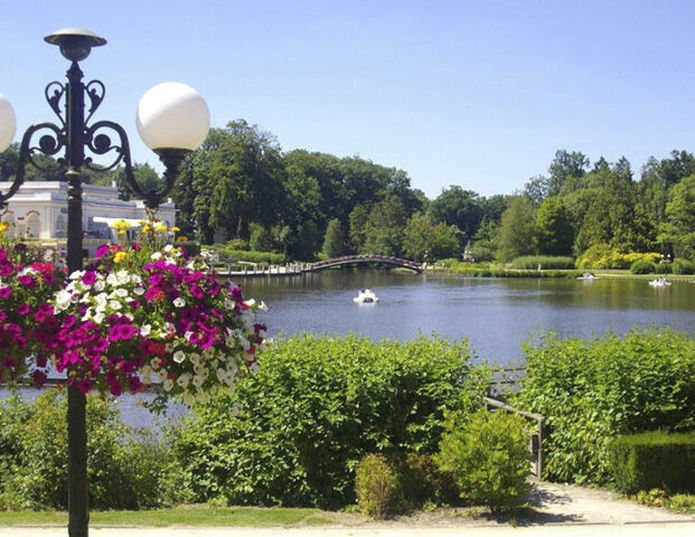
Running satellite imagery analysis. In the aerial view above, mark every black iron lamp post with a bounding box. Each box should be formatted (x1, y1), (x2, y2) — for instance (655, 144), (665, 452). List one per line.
(0, 28), (210, 537)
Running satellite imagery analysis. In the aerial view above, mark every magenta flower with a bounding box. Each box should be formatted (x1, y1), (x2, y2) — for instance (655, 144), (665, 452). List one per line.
(81, 271), (97, 286)
(95, 244), (110, 258)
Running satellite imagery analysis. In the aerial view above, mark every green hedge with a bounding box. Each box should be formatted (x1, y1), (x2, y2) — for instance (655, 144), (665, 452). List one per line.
(510, 256), (575, 270)
(172, 334), (481, 508)
(215, 248), (285, 265)
(516, 328), (695, 485)
(607, 431), (695, 494)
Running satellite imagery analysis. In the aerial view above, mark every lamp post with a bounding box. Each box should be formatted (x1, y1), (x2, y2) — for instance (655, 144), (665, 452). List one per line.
(0, 28), (210, 537)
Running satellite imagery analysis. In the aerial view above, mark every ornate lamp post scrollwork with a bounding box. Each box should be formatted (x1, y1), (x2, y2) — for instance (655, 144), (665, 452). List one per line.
(0, 28), (210, 537)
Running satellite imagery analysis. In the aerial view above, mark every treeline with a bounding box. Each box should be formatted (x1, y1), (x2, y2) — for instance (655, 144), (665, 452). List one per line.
(3, 120), (695, 264)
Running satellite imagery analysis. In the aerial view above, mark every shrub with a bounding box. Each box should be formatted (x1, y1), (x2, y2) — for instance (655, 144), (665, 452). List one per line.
(354, 454), (400, 518)
(672, 258), (695, 275)
(577, 245), (661, 270)
(0, 389), (184, 510)
(510, 256), (575, 270)
(607, 431), (695, 494)
(397, 452), (458, 507)
(435, 408), (531, 512)
(517, 329), (695, 485)
(654, 262), (672, 274)
(630, 260), (655, 274)
(215, 248), (285, 265)
(172, 334), (481, 508)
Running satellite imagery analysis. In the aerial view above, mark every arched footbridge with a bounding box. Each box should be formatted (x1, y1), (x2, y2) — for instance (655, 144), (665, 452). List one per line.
(311, 254), (423, 273)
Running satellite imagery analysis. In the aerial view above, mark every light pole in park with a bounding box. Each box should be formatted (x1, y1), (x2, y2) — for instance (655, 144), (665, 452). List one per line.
(0, 28), (210, 537)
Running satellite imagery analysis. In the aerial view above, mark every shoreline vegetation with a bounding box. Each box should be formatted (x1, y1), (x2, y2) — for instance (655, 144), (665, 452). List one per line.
(1, 331), (693, 522)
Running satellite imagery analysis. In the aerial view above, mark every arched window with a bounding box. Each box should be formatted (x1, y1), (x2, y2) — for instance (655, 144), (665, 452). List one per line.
(26, 213), (40, 239)
(55, 215), (66, 238)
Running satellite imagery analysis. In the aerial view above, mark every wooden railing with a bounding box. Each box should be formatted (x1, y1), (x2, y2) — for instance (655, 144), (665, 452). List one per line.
(483, 396), (545, 480)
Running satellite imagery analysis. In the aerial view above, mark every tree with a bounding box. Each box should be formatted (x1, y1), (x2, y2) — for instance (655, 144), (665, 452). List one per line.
(322, 218), (346, 258)
(536, 197), (574, 256)
(661, 174), (695, 259)
(189, 120), (285, 243)
(429, 186), (483, 241)
(576, 173), (654, 254)
(547, 150), (589, 196)
(522, 175), (551, 206)
(495, 196), (537, 262)
(402, 212), (461, 262)
(362, 195), (407, 256)
(348, 204), (369, 253)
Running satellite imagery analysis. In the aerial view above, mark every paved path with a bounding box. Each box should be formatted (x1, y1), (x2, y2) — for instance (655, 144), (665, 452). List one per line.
(1, 482), (693, 537)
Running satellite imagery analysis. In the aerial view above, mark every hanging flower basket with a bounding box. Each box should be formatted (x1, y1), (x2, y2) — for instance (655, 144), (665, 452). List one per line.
(0, 236), (267, 408)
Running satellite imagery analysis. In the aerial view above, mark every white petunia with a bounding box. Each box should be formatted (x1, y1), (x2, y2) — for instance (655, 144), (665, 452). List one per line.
(54, 289), (73, 311)
(93, 279), (105, 292)
(173, 297), (186, 308)
(108, 300), (122, 311)
(140, 324), (152, 337)
(173, 350), (186, 363)
(163, 379), (174, 392)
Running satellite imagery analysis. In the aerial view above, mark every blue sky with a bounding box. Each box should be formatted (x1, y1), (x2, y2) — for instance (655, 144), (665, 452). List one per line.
(1, 0), (694, 199)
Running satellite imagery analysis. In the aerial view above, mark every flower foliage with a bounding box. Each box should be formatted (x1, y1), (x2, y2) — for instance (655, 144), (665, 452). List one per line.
(0, 238), (266, 408)
(0, 243), (63, 387)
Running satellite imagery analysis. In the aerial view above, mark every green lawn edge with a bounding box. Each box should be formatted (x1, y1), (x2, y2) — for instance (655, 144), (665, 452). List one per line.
(0, 505), (360, 528)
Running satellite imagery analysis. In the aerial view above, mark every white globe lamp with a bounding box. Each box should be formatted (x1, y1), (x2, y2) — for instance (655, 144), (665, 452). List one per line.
(136, 82), (210, 152)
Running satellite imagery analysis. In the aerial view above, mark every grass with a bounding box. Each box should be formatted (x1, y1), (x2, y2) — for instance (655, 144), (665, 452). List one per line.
(0, 505), (359, 528)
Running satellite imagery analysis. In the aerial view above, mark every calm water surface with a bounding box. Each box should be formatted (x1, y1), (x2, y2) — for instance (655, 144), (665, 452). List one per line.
(4, 270), (693, 425)
(240, 270), (695, 366)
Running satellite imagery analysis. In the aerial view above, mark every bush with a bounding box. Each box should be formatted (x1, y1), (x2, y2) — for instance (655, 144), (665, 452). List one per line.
(0, 389), (184, 510)
(607, 431), (695, 494)
(672, 258), (695, 275)
(226, 249), (285, 265)
(630, 260), (655, 274)
(510, 256), (575, 270)
(397, 453), (458, 507)
(654, 262), (672, 274)
(577, 245), (661, 270)
(517, 329), (695, 485)
(172, 334), (481, 508)
(435, 408), (531, 512)
(354, 454), (400, 518)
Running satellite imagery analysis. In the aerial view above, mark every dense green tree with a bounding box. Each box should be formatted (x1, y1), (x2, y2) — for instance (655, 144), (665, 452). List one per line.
(576, 173), (654, 254)
(660, 174), (695, 259)
(322, 218), (346, 258)
(362, 195), (407, 256)
(495, 196), (537, 262)
(348, 204), (369, 253)
(479, 194), (509, 224)
(470, 218), (498, 262)
(547, 150), (589, 196)
(190, 120), (286, 243)
(402, 212), (461, 262)
(429, 186), (482, 241)
(536, 197), (574, 256)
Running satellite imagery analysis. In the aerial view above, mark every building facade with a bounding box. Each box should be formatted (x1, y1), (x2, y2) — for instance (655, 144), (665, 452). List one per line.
(0, 181), (176, 257)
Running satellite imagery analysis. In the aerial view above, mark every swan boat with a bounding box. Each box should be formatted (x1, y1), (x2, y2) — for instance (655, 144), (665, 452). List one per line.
(353, 288), (379, 303)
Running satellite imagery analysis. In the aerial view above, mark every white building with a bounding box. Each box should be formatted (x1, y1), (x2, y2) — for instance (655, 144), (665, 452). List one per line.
(0, 181), (176, 257)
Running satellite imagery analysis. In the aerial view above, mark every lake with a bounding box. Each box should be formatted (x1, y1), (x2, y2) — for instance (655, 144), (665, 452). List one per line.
(3, 269), (693, 425)
(239, 270), (695, 367)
